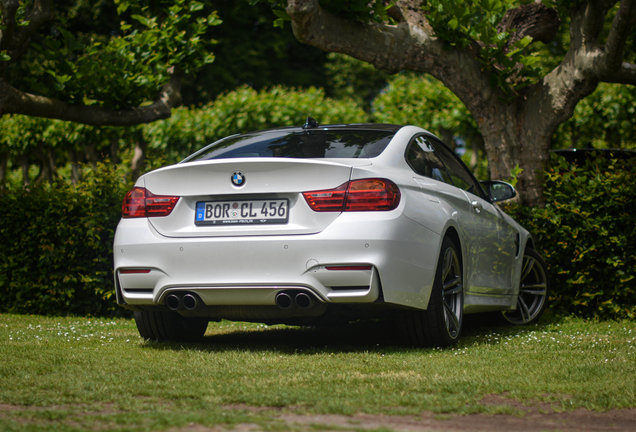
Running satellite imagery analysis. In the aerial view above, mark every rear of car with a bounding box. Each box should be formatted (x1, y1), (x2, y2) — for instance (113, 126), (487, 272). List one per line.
(113, 125), (439, 328)
(114, 122), (549, 346)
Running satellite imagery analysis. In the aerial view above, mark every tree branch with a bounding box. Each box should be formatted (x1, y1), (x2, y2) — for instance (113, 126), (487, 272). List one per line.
(0, 0), (19, 51)
(9, 0), (53, 51)
(582, 0), (610, 46)
(601, 61), (636, 84)
(599, 0), (636, 76)
(285, 0), (501, 133)
(497, 3), (560, 46)
(0, 73), (183, 126)
(286, 0), (442, 75)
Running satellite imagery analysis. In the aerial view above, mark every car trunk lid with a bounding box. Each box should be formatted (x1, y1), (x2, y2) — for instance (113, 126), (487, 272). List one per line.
(143, 158), (369, 238)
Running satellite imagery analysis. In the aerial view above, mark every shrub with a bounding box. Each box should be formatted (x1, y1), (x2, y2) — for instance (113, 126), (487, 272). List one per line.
(142, 85), (368, 164)
(0, 165), (130, 316)
(507, 154), (636, 319)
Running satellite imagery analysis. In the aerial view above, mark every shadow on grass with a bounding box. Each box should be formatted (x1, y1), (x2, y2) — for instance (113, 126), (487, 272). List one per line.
(140, 311), (554, 354)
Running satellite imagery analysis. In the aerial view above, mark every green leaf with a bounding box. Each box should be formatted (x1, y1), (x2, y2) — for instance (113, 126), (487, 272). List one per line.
(189, 2), (204, 12)
(272, 9), (290, 28)
(131, 14), (151, 28)
(514, 36), (533, 49)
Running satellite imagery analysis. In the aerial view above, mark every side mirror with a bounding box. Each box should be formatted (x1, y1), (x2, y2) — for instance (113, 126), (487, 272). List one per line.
(480, 180), (517, 202)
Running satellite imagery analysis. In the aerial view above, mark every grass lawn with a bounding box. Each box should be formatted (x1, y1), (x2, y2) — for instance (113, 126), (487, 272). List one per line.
(0, 312), (634, 431)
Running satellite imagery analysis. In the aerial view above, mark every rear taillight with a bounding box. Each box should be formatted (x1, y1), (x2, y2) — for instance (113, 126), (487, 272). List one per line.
(302, 182), (348, 212)
(303, 178), (400, 212)
(122, 187), (180, 218)
(345, 179), (401, 211)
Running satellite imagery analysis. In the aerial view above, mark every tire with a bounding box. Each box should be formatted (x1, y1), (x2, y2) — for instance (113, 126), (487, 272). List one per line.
(403, 236), (464, 347)
(502, 248), (550, 325)
(134, 310), (208, 342)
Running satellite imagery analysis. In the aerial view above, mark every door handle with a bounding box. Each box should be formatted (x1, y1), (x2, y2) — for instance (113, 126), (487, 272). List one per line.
(471, 200), (482, 214)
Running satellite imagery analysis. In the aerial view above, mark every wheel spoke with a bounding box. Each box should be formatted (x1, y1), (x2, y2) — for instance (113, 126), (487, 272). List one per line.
(443, 300), (460, 334)
(518, 296), (531, 323)
(442, 249), (453, 279)
(521, 257), (536, 281)
(521, 282), (547, 296)
(444, 276), (462, 293)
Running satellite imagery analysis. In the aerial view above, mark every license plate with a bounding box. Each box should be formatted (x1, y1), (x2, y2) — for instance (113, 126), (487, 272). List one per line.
(195, 199), (289, 225)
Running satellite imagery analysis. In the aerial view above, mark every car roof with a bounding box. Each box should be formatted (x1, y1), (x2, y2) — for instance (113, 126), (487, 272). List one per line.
(238, 123), (404, 135)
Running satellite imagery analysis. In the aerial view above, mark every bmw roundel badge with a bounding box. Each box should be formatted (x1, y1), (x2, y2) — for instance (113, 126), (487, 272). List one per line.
(231, 171), (245, 187)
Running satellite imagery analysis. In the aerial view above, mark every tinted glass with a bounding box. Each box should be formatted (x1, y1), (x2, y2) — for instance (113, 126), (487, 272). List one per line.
(427, 137), (484, 198)
(186, 130), (395, 161)
(406, 136), (452, 183)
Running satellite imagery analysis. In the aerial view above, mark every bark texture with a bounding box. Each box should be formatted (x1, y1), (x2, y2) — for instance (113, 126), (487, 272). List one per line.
(286, 0), (636, 206)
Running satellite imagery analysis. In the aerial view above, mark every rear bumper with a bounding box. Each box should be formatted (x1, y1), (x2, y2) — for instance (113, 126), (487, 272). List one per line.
(113, 212), (440, 314)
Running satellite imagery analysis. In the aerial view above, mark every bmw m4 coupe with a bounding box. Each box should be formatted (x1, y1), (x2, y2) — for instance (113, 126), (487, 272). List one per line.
(113, 119), (549, 346)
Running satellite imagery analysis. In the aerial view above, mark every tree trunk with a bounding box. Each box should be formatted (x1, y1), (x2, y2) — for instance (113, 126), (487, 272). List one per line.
(110, 135), (120, 164)
(85, 143), (99, 169)
(32, 146), (56, 184)
(47, 148), (57, 183)
(0, 152), (8, 191)
(20, 154), (30, 185)
(69, 149), (83, 184)
(130, 137), (148, 182)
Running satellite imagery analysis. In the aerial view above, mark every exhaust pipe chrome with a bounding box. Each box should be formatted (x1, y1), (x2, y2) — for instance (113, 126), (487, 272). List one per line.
(182, 293), (199, 310)
(166, 294), (181, 311)
(295, 292), (315, 309)
(275, 292), (293, 309)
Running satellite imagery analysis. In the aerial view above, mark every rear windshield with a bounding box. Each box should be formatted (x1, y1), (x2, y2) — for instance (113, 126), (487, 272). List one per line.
(184, 129), (396, 162)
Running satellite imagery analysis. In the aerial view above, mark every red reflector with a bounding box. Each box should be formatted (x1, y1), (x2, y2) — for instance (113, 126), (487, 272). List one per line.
(119, 269), (151, 274)
(303, 179), (400, 212)
(325, 266), (373, 271)
(122, 187), (179, 218)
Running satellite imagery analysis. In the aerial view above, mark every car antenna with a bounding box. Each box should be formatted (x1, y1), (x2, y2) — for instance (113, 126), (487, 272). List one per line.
(302, 117), (319, 129)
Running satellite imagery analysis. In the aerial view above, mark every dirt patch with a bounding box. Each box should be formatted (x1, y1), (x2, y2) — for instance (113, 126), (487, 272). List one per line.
(2, 402), (635, 431)
(217, 399), (636, 432)
(276, 409), (636, 432)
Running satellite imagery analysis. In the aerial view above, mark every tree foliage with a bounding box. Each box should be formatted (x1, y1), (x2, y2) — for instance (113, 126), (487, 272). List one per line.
(0, 85), (366, 186)
(324, 52), (389, 111)
(424, 0), (541, 96)
(552, 82), (636, 150)
(0, 0), (220, 125)
(277, 0), (636, 206)
(372, 74), (478, 143)
(183, 0), (331, 105)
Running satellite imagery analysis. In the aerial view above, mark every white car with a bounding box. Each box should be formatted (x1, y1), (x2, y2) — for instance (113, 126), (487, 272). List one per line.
(113, 119), (549, 346)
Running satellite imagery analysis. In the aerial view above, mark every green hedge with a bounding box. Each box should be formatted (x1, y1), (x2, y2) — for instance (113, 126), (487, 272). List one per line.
(143, 85), (368, 164)
(0, 165), (129, 316)
(507, 154), (636, 320)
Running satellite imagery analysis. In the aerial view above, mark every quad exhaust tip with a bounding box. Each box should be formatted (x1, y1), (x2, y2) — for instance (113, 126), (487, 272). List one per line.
(166, 294), (181, 311)
(182, 294), (199, 310)
(295, 292), (315, 309)
(165, 292), (202, 311)
(275, 292), (293, 309)
(275, 291), (316, 309)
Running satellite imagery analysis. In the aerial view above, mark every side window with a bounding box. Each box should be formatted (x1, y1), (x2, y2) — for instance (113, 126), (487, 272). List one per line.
(427, 137), (484, 198)
(406, 136), (452, 184)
